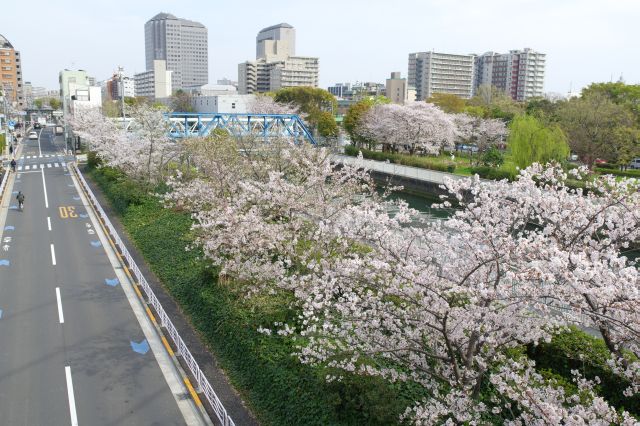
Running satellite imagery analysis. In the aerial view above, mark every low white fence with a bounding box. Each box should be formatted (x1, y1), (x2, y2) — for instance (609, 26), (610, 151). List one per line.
(333, 154), (468, 185)
(73, 164), (235, 426)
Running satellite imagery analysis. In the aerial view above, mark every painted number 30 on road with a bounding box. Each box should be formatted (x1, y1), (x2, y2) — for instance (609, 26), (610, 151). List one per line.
(59, 206), (78, 219)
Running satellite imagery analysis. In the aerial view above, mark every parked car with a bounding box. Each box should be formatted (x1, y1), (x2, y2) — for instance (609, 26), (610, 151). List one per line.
(594, 158), (608, 165)
(28, 131), (38, 140)
(629, 158), (640, 170)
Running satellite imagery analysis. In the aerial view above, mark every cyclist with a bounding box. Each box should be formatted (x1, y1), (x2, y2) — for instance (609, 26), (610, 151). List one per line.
(10, 158), (16, 172)
(16, 191), (24, 210)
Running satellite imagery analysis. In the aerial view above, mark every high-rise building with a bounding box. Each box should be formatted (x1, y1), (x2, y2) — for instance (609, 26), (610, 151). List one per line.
(0, 34), (24, 108)
(144, 12), (208, 91)
(386, 72), (411, 104)
(134, 60), (173, 99)
(256, 23), (296, 61)
(238, 23), (319, 94)
(474, 48), (545, 101)
(408, 51), (475, 100)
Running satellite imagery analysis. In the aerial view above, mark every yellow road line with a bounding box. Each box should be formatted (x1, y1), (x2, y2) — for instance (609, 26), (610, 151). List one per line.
(161, 336), (175, 357)
(134, 285), (143, 299)
(184, 378), (203, 407)
(145, 306), (157, 324)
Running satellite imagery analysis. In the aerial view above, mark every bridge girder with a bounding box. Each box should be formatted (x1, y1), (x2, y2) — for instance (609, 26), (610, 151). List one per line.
(165, 112), (316, 144)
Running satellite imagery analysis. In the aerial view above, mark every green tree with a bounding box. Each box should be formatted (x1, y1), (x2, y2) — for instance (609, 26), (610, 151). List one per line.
(481, 146), (505, 168)
(468, 84), (524, 121)
(525, 97), (561, 124)
(557, 93), (637, 167)
(581, 82), (640, 121)
(170, 89), (194, 112)
(343, 96), (390, 148)
(34, 98), (43, 109)
(124, 96), (148, 107)
(274, 87), (338, 136)
(102, 99), (120, 118)
(427, 93), (466, 113)
(508, 115), (570, 169)
(315, 110), (339, 137)
(48, 97), (61, 110)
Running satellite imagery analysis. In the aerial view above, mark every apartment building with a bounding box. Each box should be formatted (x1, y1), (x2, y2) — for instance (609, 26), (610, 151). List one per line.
(0, 34), (24, 108)
(134, 60), (172, 99)
(408, 51), (475, 100)
(474, 48), (545, 101)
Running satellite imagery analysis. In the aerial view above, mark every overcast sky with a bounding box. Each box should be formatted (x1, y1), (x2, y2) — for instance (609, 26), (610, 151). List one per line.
(3, 0), (638, 94)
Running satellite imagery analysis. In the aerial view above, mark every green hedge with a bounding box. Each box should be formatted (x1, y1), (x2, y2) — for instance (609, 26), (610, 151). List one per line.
(344, 145), (454, 173)
(469, 165), (517, 181)
(527, 327), (639, 415)
(595, 167), (640, 178)
(88, 166), (419, 426)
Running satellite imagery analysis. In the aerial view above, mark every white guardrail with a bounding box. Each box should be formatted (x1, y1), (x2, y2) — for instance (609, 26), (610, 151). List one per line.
(0, 169), (9, 201)
(73, 164), (235, 426)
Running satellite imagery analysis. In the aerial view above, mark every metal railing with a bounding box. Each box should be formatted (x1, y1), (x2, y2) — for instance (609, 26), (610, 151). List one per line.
(72, 164), (235, 426)
(0, 169), (9, 201)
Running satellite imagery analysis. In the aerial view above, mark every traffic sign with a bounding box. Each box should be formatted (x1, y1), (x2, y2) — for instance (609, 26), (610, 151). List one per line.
(8, 120), (15, 126)
(52, 111), (63, 117)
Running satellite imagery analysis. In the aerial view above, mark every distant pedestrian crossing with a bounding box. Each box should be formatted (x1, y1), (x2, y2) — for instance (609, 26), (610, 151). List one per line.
(22, 154), (63, 159)
(17, 162), (66, 171)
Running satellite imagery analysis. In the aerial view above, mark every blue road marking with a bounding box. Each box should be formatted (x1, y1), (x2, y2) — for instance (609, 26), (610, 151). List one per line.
(9, 205), (17, 210)
(68, 184), (74, 187)
(73, 196), (80, 201)
(0, 260), (10, 266)
(4, 226), (14, 231)
(12, 191), (17, 195)
(0, 309), (2, 319)
(79, 214), (88, 218)
(105, 278), (120, 287)
(90, 240), (102, 247)
(130, 339), (150, 355)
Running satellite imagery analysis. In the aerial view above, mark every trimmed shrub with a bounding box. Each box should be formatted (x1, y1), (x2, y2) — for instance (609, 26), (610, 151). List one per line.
(527, 327), (640, 415)
(595, 167), (640, 178)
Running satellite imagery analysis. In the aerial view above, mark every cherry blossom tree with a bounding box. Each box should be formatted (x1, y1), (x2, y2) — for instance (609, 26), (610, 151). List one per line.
(358, 103), (457, 155)
(164, 128), (638, 423)
(248, 94), (300, 115)
(164, 134), (377, 288)
(69, 104), (179, 185)
(453, 113), (508, 151)
(286, 165), (639, 423)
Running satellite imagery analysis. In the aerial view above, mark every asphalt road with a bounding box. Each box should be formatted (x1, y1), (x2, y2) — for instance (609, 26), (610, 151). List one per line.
(0, 128), (204, 425)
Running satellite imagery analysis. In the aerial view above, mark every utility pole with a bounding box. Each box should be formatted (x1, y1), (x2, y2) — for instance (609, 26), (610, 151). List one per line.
(118, 66), (127, 129)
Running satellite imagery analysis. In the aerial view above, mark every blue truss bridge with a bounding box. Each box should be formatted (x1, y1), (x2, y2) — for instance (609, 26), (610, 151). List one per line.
(166, 112), (316, 144)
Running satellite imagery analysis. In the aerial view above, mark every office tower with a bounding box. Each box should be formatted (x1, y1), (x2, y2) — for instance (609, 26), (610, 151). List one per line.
(408, 51), (475, 100)
(256, 23), (296, 61)
(238, 23), (319, 94)
(145, 12), (208, 91)
(0, 34), (24, 108)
